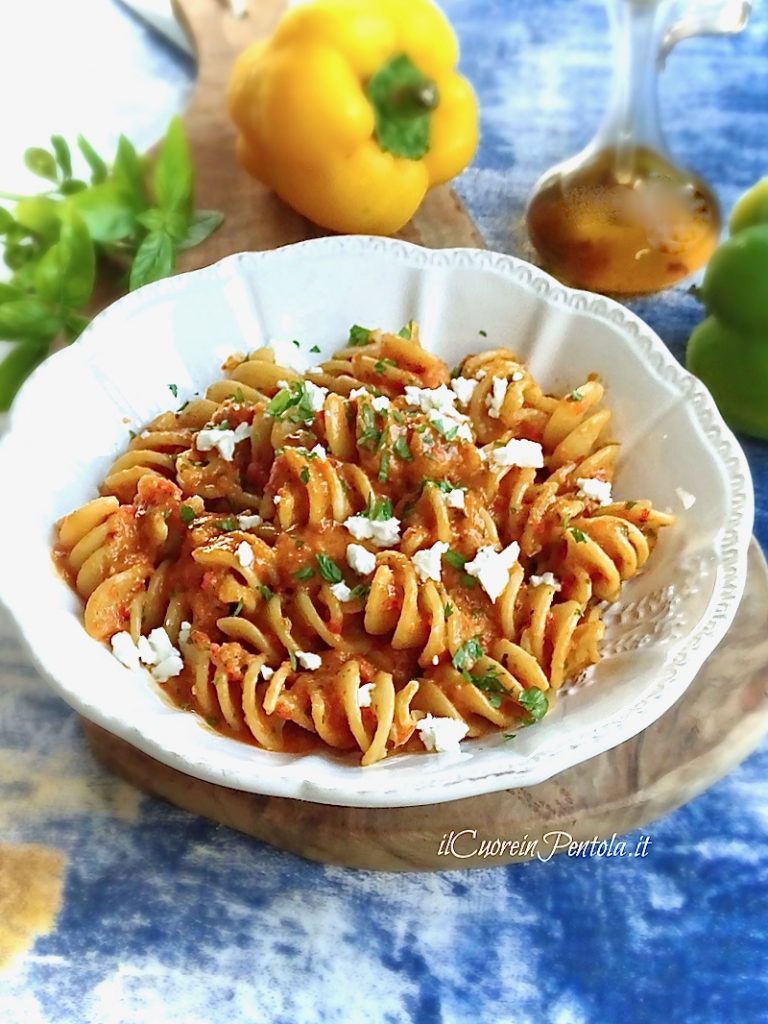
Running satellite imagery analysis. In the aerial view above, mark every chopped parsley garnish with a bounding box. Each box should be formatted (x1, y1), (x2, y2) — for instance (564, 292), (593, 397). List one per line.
(393, 435), (412, 462)
(444, 549), (467, 570)
(391, 410), (405, 425)
(518, 688), (549, 722)
(218, 515), (238, 532)
(426, 478), (459, 493)
(479, 329), (487, 337)
(444, 602), (454, 619)
(378, 450), (391, 482)
(452, 636), (483, 676)
(569, 389), (584, 402)
(266, 380), (319, 424)
(259, 584), (274, 602)
(398, 322), (413, 340)
(364, 495), (394, 520)
(179, 504), (195, 524)
(128, 429), (137, 440)
(289, 650), (298, 670)
(357, 402), (381, 449)
(294, 539), (306, 549)
(230, 599), (244, 617)
(350, 583), (371, 600)
(316, 554), (343, 584)
(177, 399), (190, 412)
(348, 324), (372, 346)
(571, 527), (588, 544)
(625, 500), (637, 510)
(374, 358), (396, 374)
(300, 466), (310, 485)
(431, 418), (458, 441)
(460, 574), (477, 588)
(291, 339), (300, 348)
(450, 366), (461, 379)
(232, 387), (245, 404)
(294, 565), (315, 581)
(469, 668), (506, 707)
(502, 732), (516, 741)
(168, 383), (178, 398)
(310, 345), (321, 354)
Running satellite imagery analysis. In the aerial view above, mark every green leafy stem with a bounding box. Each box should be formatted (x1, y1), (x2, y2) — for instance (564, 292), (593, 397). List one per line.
(0, 118), (224, 410)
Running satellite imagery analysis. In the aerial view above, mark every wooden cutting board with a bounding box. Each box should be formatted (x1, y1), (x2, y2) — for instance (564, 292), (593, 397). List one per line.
(171, 0), (485, 272)
(81, 0), (768, 870)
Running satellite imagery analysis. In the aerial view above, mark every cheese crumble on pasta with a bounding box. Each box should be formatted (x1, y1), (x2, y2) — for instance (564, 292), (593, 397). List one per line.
(54, 324), (673, 765)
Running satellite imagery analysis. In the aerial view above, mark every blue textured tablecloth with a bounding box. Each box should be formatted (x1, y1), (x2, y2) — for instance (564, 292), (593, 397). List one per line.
(2, 2), (767, 1021)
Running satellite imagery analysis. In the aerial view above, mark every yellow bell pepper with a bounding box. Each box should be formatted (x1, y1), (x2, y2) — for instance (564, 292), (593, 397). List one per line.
(228, 0), (478, 235)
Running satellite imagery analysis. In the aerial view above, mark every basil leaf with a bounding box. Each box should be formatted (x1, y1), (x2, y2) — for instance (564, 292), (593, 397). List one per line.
(0, 342), (49, 411)
(70, 182), (137, 242)
(34, 210), (95, 309)
(0, 283), (22, 303)
(129, 230), (175, 291)
(77, 134), (108, 185)
(113, 135), (148, 212)
(348, 324), (372, 346)
(178, 210), (225, 251)
(294, 565), (315, 581)
(154, 116), (193, 221)
(50, 135), (72, 179)
(444, 549), (467, 570)
(0, 207), (14, 234)
(452, 636), (483, 674)
(14, 197), (61, 243)
(0, 298), (62, 342)
(24, 147), (58, 182)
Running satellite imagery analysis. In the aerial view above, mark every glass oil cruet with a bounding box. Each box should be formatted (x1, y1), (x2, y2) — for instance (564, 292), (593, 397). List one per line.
(526, 0), (752, 295)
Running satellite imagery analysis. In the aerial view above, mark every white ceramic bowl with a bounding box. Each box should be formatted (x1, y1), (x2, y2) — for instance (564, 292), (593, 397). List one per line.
(0, 237), (754, 807)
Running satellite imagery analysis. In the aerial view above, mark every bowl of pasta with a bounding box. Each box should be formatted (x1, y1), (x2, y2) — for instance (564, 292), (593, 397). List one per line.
(0, 236), (753, 807)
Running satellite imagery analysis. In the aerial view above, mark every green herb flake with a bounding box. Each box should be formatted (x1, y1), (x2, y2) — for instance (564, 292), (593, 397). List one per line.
(258, 584), (274, 602)
(267, 388), (294, 417)
(391, 410), (405, 425)
(291, 339), (300, 348)
(518, 688), (549, 723)
(179, 504), (195, 524)
(316, 554), (343, 584)
(393, 435), (412, 462)
(289, 650), (298, 670)
(300, 466), (310, 485)
(444, 602), (454, 619)
(479, 329), (488, 338)
(230, 599), (244, 617)
(431, 418), (458, 441)
(218, 515), (238, 532)
(294, 565), (315, 581)
(348, 324), (372, 346)
(168, 383), (179, 398)
(232, 387), (245, 404)
(398, 322), (413, 340)
(374, 358), (396, 374)
(625, 501), (637, 510)
(444, 549), (467, 571)
(364, 495), (394, 521)
(452, 636), (483, 675)
(569, 389), (584, 402)
(350, 584), (371, 600)
(128, 429), (137, 440)
(460, 574), (477, 589)
(571, 527), (588, 544)
(378, 450), (391, 483)
(310, 345), (320, 354)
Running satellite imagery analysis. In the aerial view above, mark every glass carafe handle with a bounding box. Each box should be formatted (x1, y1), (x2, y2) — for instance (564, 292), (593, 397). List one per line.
(659, 0), (752, 67)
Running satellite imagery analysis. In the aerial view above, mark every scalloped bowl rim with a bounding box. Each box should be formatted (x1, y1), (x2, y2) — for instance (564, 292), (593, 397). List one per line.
(0, 236), (754, 807)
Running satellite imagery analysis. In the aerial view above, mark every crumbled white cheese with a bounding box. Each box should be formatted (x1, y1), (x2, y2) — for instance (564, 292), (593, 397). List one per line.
(304, 380), (328, 412)
(444, 488), (466, 510)
(178, 621), (192, 645)
(431, 655), (439, 666)
(676, 486), (696, 510)
(330, 581), (355, 602)
(411, 541), (449, 583)
(111, 631), (141, 671)
(344, 514), (401, 547)
(427, 408), (474, 443)
(347, 543), (377, 575)
(487, 377), (509, 419)
(577, 477), (613, 506)
(196, 421), (251, 462)
(357, 683), (374, 708)
(349, 387), (370, 400)
(296, 650), (322, 671)
(529, 572), (562, 591)
(450, 376), (478, 405)
(259, 664), (274, 681)
(371, 395), (390, 412)
(476, 369), (487, 379)
(464, 542), (521, 602)
(307, 366), (323, 375)
(136, 627), (184, 682)
(309, 443), (327, 460)
(416, 714), (469, 753)
(273, 495), (282, 505)
(238, 513), (262, 530)
(512, 370), (524, 382)
(236, 540), (254, 569)
(404, 383), (474, 442)
(489, 438), (544, 469)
